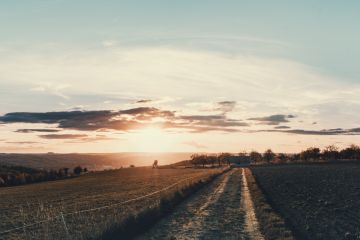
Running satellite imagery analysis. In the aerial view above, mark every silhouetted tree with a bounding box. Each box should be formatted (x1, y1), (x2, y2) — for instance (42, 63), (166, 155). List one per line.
(73, 166), (83, 175)
(218, 153), (232, 166)
(207, 155), (217, 167)
(216, 154), (222, 167)
(250, 151), (262, 164)
(340, 144), (360, 160)
(199, 155), (208, 168)
(190, 154), (201, 167)
(277, 153), (288, 163)
(291, 153), (301, 162)
(300, 147), (321, 161)
(263, 149), (275, 163)
(322, 145), (339, 161)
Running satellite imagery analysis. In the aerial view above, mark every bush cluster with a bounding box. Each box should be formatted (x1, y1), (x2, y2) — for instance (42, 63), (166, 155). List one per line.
(0, 165), (88, 187)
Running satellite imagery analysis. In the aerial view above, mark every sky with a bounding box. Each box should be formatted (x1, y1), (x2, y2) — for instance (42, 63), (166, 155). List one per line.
(0, 0), (360, 153)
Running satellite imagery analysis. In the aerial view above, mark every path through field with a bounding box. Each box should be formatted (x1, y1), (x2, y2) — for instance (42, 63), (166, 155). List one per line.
(138, 168), (264, 240)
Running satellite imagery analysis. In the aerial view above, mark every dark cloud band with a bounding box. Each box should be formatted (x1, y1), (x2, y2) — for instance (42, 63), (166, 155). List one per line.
(261, 128), (360, 135)
(0, 107), (248, 133)
(248, 114), (296, 125)
(3, 108), (356, 136)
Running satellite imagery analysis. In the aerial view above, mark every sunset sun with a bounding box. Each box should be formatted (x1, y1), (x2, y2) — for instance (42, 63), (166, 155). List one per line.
(130, 128), (176, 152)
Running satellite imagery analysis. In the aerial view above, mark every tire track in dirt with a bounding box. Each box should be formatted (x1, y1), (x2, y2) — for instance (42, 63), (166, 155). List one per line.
(138, 169), (264, 240)
(241, 168), (264, 240)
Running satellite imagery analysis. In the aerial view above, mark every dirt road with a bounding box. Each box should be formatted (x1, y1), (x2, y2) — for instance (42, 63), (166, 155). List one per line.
(137, 168), (264, 240)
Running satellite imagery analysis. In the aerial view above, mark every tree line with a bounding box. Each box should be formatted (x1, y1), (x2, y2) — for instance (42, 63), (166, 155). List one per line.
(189, 144), (360, 167)
(190, 153), (232, 167)
(0, 165), (88, 187)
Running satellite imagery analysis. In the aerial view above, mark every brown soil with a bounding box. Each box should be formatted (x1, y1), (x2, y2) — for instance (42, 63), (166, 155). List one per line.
(251, 163), (360, 240)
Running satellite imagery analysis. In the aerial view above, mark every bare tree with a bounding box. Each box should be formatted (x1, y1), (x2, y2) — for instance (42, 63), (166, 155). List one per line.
(263, 149), (275, 163)
(218, 153), (232, 166)
(250, 151), (262, 164)
(322, 145), (339, 161)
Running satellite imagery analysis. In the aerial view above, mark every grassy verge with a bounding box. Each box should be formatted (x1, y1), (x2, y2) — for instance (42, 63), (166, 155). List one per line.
(244, 168), (295, 240)
(101, 169), (228, 240)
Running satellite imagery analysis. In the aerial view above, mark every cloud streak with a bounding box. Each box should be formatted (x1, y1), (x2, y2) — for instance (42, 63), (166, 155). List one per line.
(136, 99), (153, 103)
(5, 141), (39, 144)
(248, 114), (296, 125)
(216, 101), (237, 113)
(260, 128), (360, 135)
(182, 141), (207, 149)
(15, 129), (61, 133)
(39, 134), (88, 139)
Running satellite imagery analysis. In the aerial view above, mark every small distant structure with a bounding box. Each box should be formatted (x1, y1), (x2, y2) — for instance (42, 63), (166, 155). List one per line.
(152, 160), (158, 169)
(229, 155), (251, 167)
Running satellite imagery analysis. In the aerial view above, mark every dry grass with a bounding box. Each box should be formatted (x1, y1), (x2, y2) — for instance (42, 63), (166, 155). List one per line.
(0, 167), (221, 240)
(101, 172), (223, 239)
(244, 168), (294, 240)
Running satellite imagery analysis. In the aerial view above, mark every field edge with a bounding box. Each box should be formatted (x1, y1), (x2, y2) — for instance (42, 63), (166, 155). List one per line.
(245, 168), (295, 240)
(101, 168), (230, 240)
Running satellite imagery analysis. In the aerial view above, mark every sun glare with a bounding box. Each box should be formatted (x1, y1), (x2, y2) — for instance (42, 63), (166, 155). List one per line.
(129, 128), (175, 152)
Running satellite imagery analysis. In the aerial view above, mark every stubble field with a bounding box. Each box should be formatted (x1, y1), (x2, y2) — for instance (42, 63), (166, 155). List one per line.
(0, 167), (220, 240)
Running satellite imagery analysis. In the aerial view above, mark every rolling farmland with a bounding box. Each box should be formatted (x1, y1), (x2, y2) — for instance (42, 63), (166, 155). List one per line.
(0, 153), (192, 171)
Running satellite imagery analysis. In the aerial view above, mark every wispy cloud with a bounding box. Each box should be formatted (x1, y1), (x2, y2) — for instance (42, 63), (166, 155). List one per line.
(259, 128), (360, 135)
(64, 135), (118, 143)
(182, 141), (207, 149)
(15, 129), (60, 133)
(274, 126), (291, 129)
(216, 101), (237, 113)
(179, 114), (248, 127)
(30, 83), (70, 100)
(3, 46), (359, 126)
(248, 114), (296, 125)
(39, 134), (88, 139)
(136, 99), (153, 104)
(5, 141), (40, 144)
(102, 40), (118, 47)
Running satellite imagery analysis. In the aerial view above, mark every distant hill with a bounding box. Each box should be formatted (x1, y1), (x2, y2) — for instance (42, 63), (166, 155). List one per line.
(0, 153), (192, 170)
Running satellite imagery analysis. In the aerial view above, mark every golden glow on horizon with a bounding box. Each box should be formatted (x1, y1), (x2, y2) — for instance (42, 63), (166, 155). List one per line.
(129, 127), (175, 152)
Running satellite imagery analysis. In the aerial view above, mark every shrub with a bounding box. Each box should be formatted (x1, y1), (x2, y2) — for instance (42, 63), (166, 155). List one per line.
(263, 149), (275, 163)
(73, 166), (83, 175)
